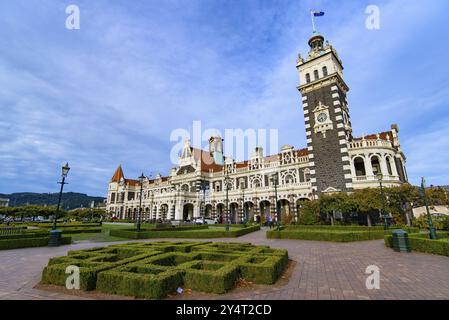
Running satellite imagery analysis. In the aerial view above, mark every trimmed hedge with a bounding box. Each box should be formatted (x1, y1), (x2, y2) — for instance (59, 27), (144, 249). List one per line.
(285, 225), (420, 233)
(41, 241), (289, 298)
(267, 226), (420, 242)
(146, 225), (209, 232)
(180, 260), (240, 294)
(29, 223), (102, 229)
(384, 232), (449, 257)
(0, 230), (49, 240)
(59, 227), (102, 234)
(239, 255), (288, 285)
(267, 229), (389, 242)
(109, 225), (260, 239)
(97, 265), (183, 299)
(42, 249), (159, 291)
(0, 236), (72, 250)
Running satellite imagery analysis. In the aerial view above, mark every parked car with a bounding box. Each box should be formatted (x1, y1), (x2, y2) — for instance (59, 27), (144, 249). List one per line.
(204, 218), (218, 225)
(193, 217), (218, 225)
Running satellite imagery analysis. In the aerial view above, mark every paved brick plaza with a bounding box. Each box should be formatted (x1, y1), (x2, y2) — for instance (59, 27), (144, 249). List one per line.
(1, 228), (448, 300)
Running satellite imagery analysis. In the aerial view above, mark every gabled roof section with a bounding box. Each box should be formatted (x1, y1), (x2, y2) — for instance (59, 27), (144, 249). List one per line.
(111, 165), (124, 182)
(125, 179), (140, 187)
(191, 148), (224, 173)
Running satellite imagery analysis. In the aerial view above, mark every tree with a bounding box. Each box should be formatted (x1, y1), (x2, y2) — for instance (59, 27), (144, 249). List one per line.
(67, 208), (107, 221)
(319, 193), (357, 225)
(350, 188), (382, 226)
(297, 200), (320, 225)
(384, 184), (418, 226)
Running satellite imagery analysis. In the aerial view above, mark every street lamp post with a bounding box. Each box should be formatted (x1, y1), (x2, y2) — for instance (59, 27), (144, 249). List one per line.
(224, 175), (231, 231)
(49, 162), (70, 247)
(241, 180), (246, 224)
(270, 174), (280, 231)
(137, 173), (145, 232)
(201, 180), (208, 219)
(420, 177), (437, 240)
(377, 173), (388, 230)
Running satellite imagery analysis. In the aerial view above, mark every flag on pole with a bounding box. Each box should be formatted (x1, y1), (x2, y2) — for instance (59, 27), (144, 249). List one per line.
(310, 11), (325, 32)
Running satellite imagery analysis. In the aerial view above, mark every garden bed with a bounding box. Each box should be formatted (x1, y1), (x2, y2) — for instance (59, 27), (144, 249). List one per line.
(41, 241), (288, 299)
(266, 226), (417, 242)
(109, 225), (260, 239)
(0, 235), (72, 250)
(384, 232), (449, 256)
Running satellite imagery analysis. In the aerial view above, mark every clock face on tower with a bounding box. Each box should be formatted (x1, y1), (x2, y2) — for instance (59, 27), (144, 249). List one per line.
(317, 112), (328, 123)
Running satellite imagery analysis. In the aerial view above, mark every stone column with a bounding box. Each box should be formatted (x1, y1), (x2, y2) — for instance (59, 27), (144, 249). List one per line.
(380, 155), (389, 178)
(289, 195), (297, 222)
(390, 156), (399, 177)
(239, 198), (244, 223)
(270, 196), (276, 220)
(170, 204), (175, 220)
(252, 197), (259, 222)
(212, 201), (216, 219)
(152, 205), (157, 220)
(364, 155), (374, 178)
(193, 203), (200, 218)
(175, 201), (182, 220)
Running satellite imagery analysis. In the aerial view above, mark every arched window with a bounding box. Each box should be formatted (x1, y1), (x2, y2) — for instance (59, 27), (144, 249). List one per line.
(322, 66), (328, 77)
(353, 157), (366, 176)
(181, 184), (189, 192)
(305, 73), (311, 83)
(304, 169), (311, 182)
(314, 70), (319, 80)
(284, 174), (295, 184)
(253, 179), (261, 188)
(371, 155), (382, 176)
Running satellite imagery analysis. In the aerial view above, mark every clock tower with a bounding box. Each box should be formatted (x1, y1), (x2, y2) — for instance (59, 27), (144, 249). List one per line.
(296, 31), (353, 194)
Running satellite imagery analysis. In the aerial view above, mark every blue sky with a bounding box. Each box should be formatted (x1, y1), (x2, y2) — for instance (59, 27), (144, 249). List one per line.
(1, 0), (448, 196)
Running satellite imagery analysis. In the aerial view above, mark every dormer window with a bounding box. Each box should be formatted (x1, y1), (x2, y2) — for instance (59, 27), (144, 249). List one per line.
(322, 66), (328, 77)
(314, 70), (319, 81)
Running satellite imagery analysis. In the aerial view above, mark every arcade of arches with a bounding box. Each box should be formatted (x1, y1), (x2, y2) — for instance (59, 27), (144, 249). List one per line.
(123, 198), (311, 223)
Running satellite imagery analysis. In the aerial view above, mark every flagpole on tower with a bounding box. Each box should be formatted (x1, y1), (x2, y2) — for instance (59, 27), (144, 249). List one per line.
(310, 10), (316, 32)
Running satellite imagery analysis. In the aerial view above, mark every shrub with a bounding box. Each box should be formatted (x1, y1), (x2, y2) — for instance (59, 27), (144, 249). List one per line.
(42, 250), (158, 290)
(384, 232), (449, 257)
(285, 225), (419, 233)
(97, 265), (183, 299)
(59, 227), (102, 234)
(179, 260), (240, 294)
(109, 225), (260, 239)
(40, 241), (289, 298)
(267, 229), (389, 242)
(111, 241), (210, 253)
(0, 236), (72, 250)
(239, 254), (288, 285)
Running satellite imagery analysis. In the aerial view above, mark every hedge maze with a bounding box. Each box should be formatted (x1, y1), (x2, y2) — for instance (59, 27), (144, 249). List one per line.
(41, 241), (289, 299)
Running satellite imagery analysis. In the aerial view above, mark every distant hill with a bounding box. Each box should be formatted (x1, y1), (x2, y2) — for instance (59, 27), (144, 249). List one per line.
(0, 192), (106, 210)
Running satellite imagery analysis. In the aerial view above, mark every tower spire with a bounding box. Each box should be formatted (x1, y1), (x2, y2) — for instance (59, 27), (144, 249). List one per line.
(111, 164), (124, 182)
